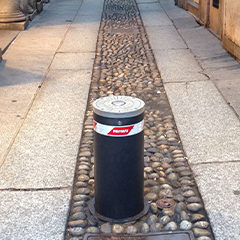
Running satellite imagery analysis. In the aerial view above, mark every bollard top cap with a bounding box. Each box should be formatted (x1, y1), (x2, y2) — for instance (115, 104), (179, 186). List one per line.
(93, 96), (145, 118)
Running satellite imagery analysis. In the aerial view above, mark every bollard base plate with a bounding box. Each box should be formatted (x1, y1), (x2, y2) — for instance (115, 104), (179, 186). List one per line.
(89, 198), (149, 223)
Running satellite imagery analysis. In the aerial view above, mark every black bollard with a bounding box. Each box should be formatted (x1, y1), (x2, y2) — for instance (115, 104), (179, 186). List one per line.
(89, 96), (149, 223)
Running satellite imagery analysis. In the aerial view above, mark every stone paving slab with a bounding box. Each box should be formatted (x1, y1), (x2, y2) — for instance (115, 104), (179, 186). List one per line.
(0, 114), (23, 166)
(154, 49), (207, 82)
(138, 2), (163, 12)
(192, 162), (240, 240)
(3, 50), (54, 75)
(29, 12), (74, 30)
(51, 53), (95, 70)
(159, 0), (190, 19)
(0, 189), (71, 240)
(178, 27), (222, 50)
(59, 25), (100, 53)
(10, 27), (66, 54)
(215, 79), (240, 117)
(80, 0), (104, 15)
(74, 14), (102, 27)
(146, 26), (187, 50)
(0, 65), (43, 87)
(137, 0), (158, 3)
(164, 80), (240, 164)
(0, 70), (92, 189)
(0, 30), (19, 53)
(172, 16), (200, 30)
(0, 93), (33, 114)
(140, 10), (172, 27)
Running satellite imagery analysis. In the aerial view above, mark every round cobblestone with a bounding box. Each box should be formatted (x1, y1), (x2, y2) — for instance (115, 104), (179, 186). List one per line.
(125, 225), (138, 234)
(164, 222), (178, 231)
(112, 224), (124, 234)
(180, 220), (192, 230)
(140, 223), (150, 233)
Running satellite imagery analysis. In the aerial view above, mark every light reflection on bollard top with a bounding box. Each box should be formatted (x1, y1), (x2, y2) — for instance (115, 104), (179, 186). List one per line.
(93, 95), (145, 118)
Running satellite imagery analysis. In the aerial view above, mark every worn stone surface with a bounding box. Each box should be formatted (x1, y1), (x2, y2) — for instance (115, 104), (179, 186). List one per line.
(154, 49), (208, 82)
(59, 25), (100, 53)
(159, 0), (190, 20)
(51, 53), (95, 70)
(193, 162), (240, 240)
(0, 70), (92, 188)
(164, 81), (240, 164)
(215, 79), (240, 117)
(138, 2), (162, 12)
(141, 10), (172, 27)
(0, 190), (71, 240)
(0, 30), (20, 52)
(146, 26), (187, 50)
(172, 16), (200, 30)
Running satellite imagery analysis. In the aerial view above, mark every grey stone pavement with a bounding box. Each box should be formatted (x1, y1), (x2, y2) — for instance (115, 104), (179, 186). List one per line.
(0, 0), (103, 239)
(0, 0), (239, 239)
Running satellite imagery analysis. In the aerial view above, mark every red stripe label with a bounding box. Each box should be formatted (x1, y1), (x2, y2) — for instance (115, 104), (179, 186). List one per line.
(107, 126), (134, 136)
(93, 120), (144, 137)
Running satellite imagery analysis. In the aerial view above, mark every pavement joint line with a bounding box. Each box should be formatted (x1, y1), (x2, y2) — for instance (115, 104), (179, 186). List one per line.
(0, 186), (72, 192)
(151, 47), (189, 50)
(191, 160), (240, 166)
(0, 83), (43, 169)
(153, 48), (190, 51)
(211, 81), (240, 121)
(50, 0), (84, 65)
(50, 68), (93, 71)
(1, 33), (20, 55)
(56, 51), (96, 54)
(163, 79), (210, 84)
(138, 2), (162, 4)
(200, 72), (210, 79)
(44, 69), (92, 73)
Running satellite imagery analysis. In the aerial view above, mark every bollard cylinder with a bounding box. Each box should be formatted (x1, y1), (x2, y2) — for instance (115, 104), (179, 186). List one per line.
(90, 95), (148, 222)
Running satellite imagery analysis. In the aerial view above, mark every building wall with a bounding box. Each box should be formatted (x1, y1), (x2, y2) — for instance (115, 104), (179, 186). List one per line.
(177, 0), (240, 61)
(224, 1), (240, 46)
(222, 0), (240, 60)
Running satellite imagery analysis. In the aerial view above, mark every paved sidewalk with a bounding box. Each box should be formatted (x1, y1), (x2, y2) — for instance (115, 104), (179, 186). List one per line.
(139, 0), (240, 239)
(0, 0), (102, 239)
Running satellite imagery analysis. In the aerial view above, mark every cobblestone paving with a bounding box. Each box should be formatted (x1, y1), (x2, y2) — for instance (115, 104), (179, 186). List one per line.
(65, 0), (214, 239)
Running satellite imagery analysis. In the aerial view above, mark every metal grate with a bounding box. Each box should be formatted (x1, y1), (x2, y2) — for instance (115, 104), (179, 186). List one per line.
(84, 232), (196, 240)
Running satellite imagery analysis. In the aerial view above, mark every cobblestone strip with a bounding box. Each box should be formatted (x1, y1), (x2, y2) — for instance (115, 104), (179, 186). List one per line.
(65, 0), (214, 239)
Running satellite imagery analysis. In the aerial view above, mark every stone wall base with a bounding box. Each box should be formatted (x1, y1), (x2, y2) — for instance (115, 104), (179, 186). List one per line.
(0, 20), (29, 31)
